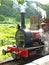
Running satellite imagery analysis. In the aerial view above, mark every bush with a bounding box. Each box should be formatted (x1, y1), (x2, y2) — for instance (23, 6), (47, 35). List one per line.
(16, 14), (21, 22)
(0, 15), (5, 21)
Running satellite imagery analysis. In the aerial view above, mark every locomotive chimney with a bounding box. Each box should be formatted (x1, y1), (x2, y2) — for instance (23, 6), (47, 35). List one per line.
(21, 13), (25, 28)
(20, 5), (25, 29)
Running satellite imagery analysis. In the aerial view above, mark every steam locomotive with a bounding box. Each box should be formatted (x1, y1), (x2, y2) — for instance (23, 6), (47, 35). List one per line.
(2, 24), (45, 59)
(2, 12), (49, 59)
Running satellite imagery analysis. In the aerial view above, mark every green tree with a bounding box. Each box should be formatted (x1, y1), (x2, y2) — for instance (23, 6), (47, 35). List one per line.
(25, 1), (41, 18)
(16, 0), (24, 5)
(0, 15), (5, 21)
(41, 4), (49, 18)
(0, 0), (15, 16)
(16, 13), (21, 21)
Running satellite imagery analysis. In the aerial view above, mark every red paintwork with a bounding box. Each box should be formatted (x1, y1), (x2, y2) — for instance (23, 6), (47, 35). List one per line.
(7, 46), (37, 59)
(7, 47), (28, 59)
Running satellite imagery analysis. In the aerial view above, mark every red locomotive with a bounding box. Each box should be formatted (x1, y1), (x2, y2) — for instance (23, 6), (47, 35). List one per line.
(2, 25), (44, 59)
(2, 19), (49, 59)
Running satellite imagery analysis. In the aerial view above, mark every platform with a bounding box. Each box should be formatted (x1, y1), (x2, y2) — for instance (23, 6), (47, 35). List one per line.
(25, 55), (49, 65)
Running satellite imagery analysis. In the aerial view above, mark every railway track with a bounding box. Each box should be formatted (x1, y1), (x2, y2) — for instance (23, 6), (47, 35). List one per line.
(0, 55), (42, 65)
(0, 59), (24, 65)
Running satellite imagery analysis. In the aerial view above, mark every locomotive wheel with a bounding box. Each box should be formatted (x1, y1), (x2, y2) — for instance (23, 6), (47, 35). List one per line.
(11, 52), (18, 59)
(2, 49), (7, 55)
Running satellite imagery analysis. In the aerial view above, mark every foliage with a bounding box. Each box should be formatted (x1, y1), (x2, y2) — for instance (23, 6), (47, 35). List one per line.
(26, 5), (41, 18)
(42, 4), (49, 18)
(0, 0), (42, 18)
(16, 0), (24, 5)
(25, 18), (30, 29)
(42, 4), (49, 10)
(0, 0), (15, 16)
(0, 24), (17, 46)
(16, 13), (21, 21)
(0, 15), (5, 21)
(0, 17), (17, 46)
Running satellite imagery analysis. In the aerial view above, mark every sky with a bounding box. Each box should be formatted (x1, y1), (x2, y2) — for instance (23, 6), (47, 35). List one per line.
(35, 0), (49, 4)
(28, 0), (49, 4)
